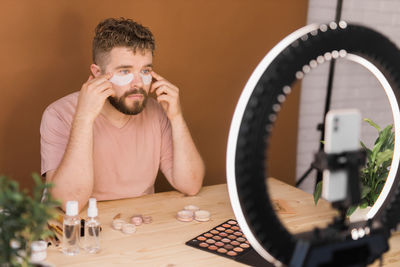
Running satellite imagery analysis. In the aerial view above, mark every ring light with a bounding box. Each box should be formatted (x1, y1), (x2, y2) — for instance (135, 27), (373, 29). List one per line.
(226, 22), (400, 266)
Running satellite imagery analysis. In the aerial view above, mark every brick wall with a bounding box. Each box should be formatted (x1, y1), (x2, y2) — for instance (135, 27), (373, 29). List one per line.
(297, 0), (399, 193)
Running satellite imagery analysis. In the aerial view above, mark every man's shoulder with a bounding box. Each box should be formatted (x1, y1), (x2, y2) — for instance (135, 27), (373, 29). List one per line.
(44, 92), (79, 114)
(42, 91), (79, 124)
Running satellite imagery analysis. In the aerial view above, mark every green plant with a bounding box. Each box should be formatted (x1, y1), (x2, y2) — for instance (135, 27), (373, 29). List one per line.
(313, 119), (394, 216)
(0, 173), (60, 266)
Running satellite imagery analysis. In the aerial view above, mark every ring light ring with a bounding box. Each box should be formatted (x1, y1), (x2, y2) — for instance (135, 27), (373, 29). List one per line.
(226, 22), (400, 265)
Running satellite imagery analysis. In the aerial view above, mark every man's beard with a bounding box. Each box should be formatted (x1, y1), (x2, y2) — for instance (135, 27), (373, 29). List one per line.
(108, 88), (148, 115)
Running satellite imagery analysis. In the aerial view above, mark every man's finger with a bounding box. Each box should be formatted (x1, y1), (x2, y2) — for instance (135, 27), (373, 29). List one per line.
(155, 86), (169, 96)
(96, 81), (114, 93)
(151, 71), (164, 81)
(101, 88), (116, 98)
(90, 73), (113, 86)
(157, 94), (172, 104)
(151, 80), (174, 93)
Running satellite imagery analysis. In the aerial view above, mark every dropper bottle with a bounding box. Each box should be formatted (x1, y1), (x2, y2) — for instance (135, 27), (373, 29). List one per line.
(84, 198), (101, 253)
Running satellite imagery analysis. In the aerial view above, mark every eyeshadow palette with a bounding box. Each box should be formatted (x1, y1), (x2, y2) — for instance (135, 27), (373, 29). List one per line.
(186, 219), (273, 266)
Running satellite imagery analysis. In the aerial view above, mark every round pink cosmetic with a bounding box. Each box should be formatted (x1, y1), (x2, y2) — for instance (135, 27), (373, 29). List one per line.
(176, 210), (194, 222)
(143, 216), (153, 224)
(131, 216), (143, 226)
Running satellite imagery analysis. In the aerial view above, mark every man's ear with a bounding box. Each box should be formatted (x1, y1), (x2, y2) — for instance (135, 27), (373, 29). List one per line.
(90, 64), (102, 77)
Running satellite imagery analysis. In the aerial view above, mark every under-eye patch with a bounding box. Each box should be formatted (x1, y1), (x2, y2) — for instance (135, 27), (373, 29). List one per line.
(109, 73), (134, 86)
(140, 73), (152, 85)
(109, 73), (152, 86)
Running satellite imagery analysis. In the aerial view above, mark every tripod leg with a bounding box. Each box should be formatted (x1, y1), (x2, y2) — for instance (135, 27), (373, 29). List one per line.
(296, 166), (315, 187)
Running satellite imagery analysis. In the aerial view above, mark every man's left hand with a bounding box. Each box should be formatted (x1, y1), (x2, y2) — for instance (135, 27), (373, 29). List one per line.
(150, 71), (182, 120)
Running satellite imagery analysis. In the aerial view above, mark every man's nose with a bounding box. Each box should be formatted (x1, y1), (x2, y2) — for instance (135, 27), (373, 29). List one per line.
(130, 73), (144, 86)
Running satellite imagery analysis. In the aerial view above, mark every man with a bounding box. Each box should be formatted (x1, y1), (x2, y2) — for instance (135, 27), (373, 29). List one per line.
(40, 18), (205, 211)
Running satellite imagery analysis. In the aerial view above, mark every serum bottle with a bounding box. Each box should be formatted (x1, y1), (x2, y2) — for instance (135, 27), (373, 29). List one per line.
(62, 201), (80, 255)
(84, 198), (101, 253)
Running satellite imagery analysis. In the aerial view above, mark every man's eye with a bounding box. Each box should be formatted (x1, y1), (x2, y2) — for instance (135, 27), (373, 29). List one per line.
(119, 70), (130, 75)
(141, 69), (151, 74)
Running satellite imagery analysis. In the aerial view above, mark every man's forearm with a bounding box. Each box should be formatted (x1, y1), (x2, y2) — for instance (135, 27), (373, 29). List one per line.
(170, 115), (205, 195)
(49, 116), (95, 211)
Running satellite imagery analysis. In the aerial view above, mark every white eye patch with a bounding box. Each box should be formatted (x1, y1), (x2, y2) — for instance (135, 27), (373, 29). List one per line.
(109, 73), (134, 86)
(109, 73), (152, 86)
(140, 73), (152, 85)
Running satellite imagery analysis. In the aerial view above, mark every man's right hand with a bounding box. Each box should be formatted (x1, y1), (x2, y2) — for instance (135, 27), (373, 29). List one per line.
(75, 73), (115, 122)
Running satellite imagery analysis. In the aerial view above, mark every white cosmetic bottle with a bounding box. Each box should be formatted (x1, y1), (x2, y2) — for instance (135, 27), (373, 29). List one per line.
(62, 201), (80, 255)
(84, 198), (101, 253)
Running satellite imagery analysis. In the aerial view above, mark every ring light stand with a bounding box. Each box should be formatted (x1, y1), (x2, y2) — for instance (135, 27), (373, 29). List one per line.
(226, 22), (400, 266)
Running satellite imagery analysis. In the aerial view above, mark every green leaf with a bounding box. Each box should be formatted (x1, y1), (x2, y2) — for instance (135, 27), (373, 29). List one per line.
(376, 149), (393, 168)
(361, 185), (371, 199)
(32, 173), (42, 186)
(364, 118), (381, 132)
(360, 141), (372, 161)
(313, 181), (322, 205)
(360, 199), (369, 209)
(376, 172), (389, 184)
(370, 138), (385, 164)
(346, 205), (358, 216)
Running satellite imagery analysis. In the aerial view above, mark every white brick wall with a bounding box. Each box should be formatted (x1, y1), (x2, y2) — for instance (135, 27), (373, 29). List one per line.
(297, 0), (399, 193)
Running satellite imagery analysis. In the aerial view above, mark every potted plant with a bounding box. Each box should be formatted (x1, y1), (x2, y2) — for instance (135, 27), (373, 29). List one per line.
(0, 173), (59, 266)
(313, 119), (394, 216)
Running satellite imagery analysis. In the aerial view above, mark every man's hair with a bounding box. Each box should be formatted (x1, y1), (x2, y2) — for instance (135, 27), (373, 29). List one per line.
(92, 17), (155, 67)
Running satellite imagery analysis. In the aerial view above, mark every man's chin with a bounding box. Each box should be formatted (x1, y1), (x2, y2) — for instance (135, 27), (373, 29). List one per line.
(108, 96), (147, 115)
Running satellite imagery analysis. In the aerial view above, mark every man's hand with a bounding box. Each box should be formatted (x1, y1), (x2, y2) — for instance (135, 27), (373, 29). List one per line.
(75, 73), (115, 122)
(150, 71), (182, 120)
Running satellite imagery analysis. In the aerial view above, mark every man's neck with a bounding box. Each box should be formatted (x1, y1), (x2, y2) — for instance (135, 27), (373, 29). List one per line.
(101, 101), (131, 128)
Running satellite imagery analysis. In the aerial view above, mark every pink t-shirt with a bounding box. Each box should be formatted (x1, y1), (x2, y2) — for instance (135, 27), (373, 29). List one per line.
(40, 92), (173, 200)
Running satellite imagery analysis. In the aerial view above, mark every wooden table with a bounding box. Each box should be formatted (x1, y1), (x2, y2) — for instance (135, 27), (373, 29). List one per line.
(46, 178), (400, 266)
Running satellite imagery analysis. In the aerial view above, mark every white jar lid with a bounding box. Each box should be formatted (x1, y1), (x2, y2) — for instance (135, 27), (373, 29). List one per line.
(30, 240), (47, 262)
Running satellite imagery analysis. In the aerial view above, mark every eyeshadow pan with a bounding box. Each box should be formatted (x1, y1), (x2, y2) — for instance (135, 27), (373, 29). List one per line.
(204, 233), (213, 238)
(224, 244), (234, 250)
(197, 236), (206, 241)
(199, 242), (209, 248)
(222, 224), (231, 228)
(210, 230), (219, 234)
(212, 235), (222, 241)
(234, 231), (242, 236)
(231, 226), (240, 231)
(228, 220), (237, 225)
(234, 247), (244, 252)
(208, 245), (217, 251)
(231, 241), (240, 246)
(217, 248), (228, 253)
(236, 237), (245, 242)
(222, 238), (231, 243)
(225, 229), (234, 234)
(215, 241), (224, 247)
(240, 243), (250, 248)
(227, 251), (237, 256)
(206, 239), (216, 244)
(216, 227), (225, 231)
(228, 235), (237, 240)
(219, 232), (228, 237)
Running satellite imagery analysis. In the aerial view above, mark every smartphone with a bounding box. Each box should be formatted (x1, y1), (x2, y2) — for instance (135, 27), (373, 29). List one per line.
(322, 109), (361, 202)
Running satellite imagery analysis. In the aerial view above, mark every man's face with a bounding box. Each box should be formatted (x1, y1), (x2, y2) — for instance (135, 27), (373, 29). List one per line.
(102, 47), (153, 115)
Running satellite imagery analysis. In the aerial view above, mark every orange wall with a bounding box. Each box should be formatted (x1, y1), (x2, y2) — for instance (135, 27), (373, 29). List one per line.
(0, 0), (308, 192)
